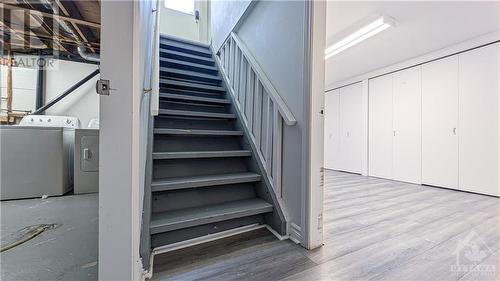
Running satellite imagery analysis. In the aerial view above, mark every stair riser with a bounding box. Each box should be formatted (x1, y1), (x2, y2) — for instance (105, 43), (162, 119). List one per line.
(152, 183), (257, 213)
(160, 51), (215, 66)
(150, 215), (265, 247)
(154, 116), (235, 130)
(159, 42), (211, 58)
(160, 96), (230, 107)
(160, 60), (218, 75)
(153, 157), (248, 179)
(160, 100), (228, 114)
(160, 89), (226, 99)
(154, 135), (242, 152)
(160, 82), (225, 94)
(160, 70), (221, 85)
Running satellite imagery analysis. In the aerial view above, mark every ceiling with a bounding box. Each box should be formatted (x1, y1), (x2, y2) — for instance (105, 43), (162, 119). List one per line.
(325, 1), (500, 87)
(1, 0), (100, 62)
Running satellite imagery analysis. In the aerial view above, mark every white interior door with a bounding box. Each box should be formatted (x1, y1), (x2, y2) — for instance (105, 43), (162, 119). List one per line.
(422, 56), (459, 189)
(324, 90), (341, 170)
(339, 83), (363, 173)
(393, 66), (422, 184)
(368, 75), (393, 179)
(458, 43), (499, 196)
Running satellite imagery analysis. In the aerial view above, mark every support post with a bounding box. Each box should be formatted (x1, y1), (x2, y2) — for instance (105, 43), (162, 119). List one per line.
(6, 50), (13, 113)
(35, 56), (45, 111)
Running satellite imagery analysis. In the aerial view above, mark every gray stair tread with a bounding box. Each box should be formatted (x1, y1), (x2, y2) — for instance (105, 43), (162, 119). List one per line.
(160, 67), (221, 81)
(161, 79), (225, 91)
(154, 128), (243, 136)
(160, 93), (230, 104)
(153, 150), (252, 159)
(159, 109), (237, 119)
(160, 37), (211, 54)
(151, 172), (261, 192)
(160, 57), (218, 71)
(161, 49), (214, 63)
(150, 198), (272, 234)
(160, 34), (211, 49)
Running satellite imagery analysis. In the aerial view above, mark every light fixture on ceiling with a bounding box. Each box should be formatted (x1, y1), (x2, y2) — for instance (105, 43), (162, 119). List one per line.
(325, 15), (396, 59)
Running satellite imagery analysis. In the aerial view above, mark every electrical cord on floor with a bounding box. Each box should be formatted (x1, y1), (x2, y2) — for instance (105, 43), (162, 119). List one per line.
(0, 224), (56, 253)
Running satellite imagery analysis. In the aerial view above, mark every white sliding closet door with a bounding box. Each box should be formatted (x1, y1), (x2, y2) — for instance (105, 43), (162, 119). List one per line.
(393, 66), (422, 184)
(422, 56), (459, 189)
(339, 83), (363, 174)
(368, 75), (393, 179)
(324, 90), (341, 170)
(458, 43), (499, 196)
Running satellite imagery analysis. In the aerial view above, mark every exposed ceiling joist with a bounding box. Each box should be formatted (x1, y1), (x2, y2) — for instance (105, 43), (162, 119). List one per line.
(1, 3), (100, 29)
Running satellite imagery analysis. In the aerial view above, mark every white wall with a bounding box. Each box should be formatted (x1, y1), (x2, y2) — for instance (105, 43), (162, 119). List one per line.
(0, 58), (99, 128)
(0, 60), (37, 112)
(45, 60), (99, 127)
(210, 0), (251, 52)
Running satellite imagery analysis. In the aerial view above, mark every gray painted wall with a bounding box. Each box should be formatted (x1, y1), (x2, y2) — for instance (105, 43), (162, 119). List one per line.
(210, 0), (251, 52)
(213, 0), (308, 242)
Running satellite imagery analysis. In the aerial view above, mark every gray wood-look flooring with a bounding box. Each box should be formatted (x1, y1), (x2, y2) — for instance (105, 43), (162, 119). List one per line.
(152, 170), (499, 281)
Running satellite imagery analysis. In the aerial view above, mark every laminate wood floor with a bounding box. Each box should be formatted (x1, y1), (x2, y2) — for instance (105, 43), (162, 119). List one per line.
(152, 170), (499, 281)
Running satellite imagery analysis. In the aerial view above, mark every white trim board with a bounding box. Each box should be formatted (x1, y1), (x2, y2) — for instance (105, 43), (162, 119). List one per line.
(326, 30), (500, 92)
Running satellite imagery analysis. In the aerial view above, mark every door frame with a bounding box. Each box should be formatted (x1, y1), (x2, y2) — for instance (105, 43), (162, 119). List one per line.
(302, 0), (326, 250)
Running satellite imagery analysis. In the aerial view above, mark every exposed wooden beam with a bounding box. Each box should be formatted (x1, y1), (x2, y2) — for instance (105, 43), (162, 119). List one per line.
(6, 50), (13, 112)
(0, 27), (100, 47)
(53, 0), (96, 53)
(1, 3), (101, 29)
(0, 21), (30, 46)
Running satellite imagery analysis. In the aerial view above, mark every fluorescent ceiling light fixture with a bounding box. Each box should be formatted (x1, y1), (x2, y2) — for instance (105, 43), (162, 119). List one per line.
(325, 16), (396, 59)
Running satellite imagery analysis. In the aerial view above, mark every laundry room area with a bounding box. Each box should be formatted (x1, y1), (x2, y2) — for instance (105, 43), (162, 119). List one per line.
(1, 1), (101, 279)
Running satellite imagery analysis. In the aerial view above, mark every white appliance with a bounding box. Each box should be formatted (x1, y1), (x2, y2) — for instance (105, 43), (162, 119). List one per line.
(19, 115), (80, 128)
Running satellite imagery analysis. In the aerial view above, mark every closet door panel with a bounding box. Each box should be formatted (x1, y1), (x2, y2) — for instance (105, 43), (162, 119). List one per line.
(324, 90), (341, 170)
(368, 75), (393, 179)
(339, 83), (363, 173)
(393, 66), (422, 184)
(422, 56), (459, 189)
(458, 43), (499, 196)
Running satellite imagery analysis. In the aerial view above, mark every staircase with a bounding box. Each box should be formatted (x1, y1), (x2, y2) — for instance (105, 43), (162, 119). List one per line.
(142, 35), (286, 264)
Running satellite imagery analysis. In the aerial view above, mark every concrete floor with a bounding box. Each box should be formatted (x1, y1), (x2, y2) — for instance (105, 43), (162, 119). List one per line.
(152, 170), (499, 281)
(1, 193), (98, 281)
